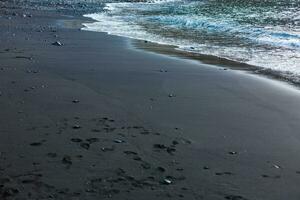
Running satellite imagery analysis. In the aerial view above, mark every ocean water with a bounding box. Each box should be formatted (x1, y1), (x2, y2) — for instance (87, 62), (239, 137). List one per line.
(81, 0), (300, 82)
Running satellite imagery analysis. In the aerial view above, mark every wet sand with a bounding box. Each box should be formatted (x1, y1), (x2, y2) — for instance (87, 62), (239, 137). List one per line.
(1, 2), (300, 200)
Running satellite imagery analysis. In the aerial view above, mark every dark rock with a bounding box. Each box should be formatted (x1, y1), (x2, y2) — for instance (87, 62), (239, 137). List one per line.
(62, 155), (72, 165)
(86, 138), (99, 143)
(161, 178), (172, 185)
(72, 125), (81, 129)
(141, 162), (151, 169)
(2, 187), (19, 197)
(52, 41), (63, 46)
(30, 142), (42, 146)
(101, 146), (114, 152)
(123, 151), (137, 155)
(156, 167), (166, 172)
(114, 139), (124, 143)
(80, 142), (90, 150)
(225, 195), (248, 200)
(203, 166), (210, 170)
(153, 144), (167, 149)
(71, 138), (82, 143)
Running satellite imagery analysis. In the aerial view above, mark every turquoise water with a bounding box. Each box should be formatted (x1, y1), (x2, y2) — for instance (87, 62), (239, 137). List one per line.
(82, 0), (300, 82)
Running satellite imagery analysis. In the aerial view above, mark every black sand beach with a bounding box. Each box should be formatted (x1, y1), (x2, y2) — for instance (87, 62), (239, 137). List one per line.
(1, 1), (300, 199)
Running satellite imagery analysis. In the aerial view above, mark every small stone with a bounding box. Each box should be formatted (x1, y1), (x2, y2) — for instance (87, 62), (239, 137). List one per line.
(123, 151), (137, 155)
(72, 125), (81, 129)
(168, 94), (174, 98)
(203, 166), (210, 170)
(71, 138), (82, 143)
(62, 155), (72, 165)
(228, 151), (238, 155)
(157, 167), (166, 172)
(114, 139), (124, 143)
(72, 99), (79, 103)
(162, 178), (172, 185)
(52, 41), (63, 46)
(30, 142), (42, 146)
(153, 144), (167, 149)
(2, 188), (19, 197)
(86, 138), (99, 143)
(80, 143), (90, 150)
(273, 164), (281, 169)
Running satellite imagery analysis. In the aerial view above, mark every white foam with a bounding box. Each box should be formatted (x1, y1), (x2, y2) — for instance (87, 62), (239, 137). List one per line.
(82, 1), (300, 82)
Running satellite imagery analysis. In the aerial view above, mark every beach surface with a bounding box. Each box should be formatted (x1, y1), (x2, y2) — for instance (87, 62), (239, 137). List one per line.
(1, 2), (300, 200)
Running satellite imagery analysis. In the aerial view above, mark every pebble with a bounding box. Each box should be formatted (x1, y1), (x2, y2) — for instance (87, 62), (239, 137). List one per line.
(52, 41), (63, 46)
(162, 178), (172, 185)
(80, 143), (90, 150)
(72, 125), (81, 129)
(62, 155), (72, 165)
(114, 139), (124, 143)
(71, 138), (82, 143)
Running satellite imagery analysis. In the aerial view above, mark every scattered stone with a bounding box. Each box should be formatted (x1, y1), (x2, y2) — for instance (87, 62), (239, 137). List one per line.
(272, 164), (281, 169)
(72, 125), (81, 129)
(133, 156), (142, 161)
(225, 195), (248, 200)
(153, 144), (167, 149)
(72, 99), (79, 103)
(203, 166), (210, 170)
(2, 187), (19, 197)
(160, 69), (167, 72)
(114, 139), (124, 143)
(62, 155), (72, 165)
(166, 147), (176, 154)
(228, 151), (238, 155)
(71, 138), (82, 143)
(141, 162), (151, 169)
(157, 167), (166, 172)
(80, 142), (90, 150)
(52, 41), (63, 46)
(86, 138), (99, 143)
(101, 146), (114, 152)
(15, 56), (32, 60)
(123, 151), (137, 155)
(162, 178), (172, 185)
(30, 142), (42, 146)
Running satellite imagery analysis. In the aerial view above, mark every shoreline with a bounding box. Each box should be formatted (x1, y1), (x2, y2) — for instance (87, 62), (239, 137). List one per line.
(82, 14), (300, 87)
(2, 2), (300, 200)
